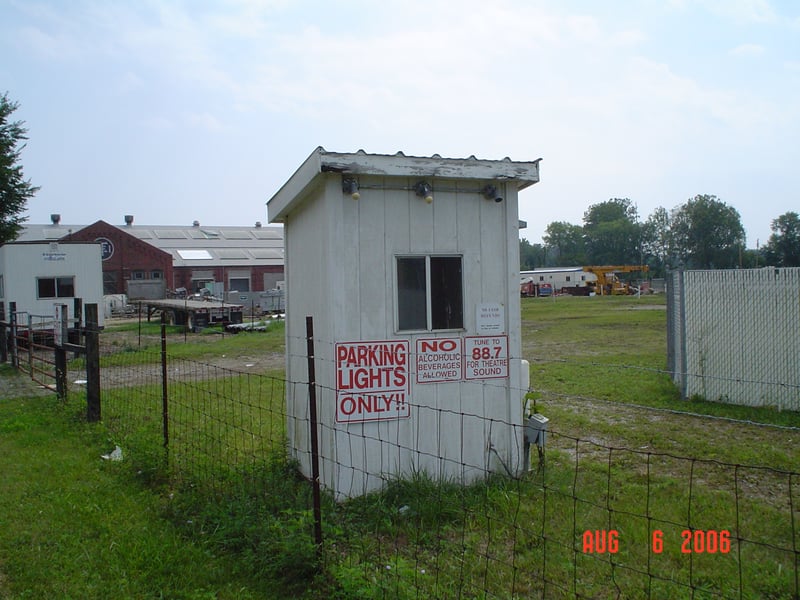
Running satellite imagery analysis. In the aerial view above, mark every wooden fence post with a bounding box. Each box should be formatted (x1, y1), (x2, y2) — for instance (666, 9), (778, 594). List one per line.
(85, 304), (101, 422)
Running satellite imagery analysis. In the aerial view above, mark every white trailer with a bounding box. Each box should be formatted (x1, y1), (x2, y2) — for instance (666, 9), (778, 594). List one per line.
(520, 267), (597, 295)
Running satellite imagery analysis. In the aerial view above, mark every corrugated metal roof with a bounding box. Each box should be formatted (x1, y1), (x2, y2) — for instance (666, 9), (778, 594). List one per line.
(268, 147), (541, 223)
(18, 222), (285, 268)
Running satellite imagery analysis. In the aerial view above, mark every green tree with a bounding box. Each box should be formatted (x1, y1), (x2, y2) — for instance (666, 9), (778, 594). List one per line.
(0, 92), (38, 243)
(582, 198), (641, 265)
(763, 211), (800, 267)
(543, 221), (586, 266)
(519, 238), (546, 270)
(669, 194), (745, 269)
(641, 206), (671, 276)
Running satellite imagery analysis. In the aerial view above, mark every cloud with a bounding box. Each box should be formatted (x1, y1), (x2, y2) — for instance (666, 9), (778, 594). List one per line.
(15, 25), (83, 60)
(115, 71), (145, 94)
(730, 43), (765, 57)
(184, 112), (226, 132)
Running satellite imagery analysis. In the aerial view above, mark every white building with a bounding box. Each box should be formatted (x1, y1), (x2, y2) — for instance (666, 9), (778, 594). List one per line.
(268, 147), (541, 498)
(520, 267), (597, 292)
(0, 241), (104, 326)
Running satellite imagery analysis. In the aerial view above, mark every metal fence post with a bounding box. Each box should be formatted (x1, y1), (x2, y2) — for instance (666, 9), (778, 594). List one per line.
(0, 301), (6, 364)
(677, 270), (688, 400)
(0, 321), (6, 365)
(305, 316), (323, 558)
(27, 314), (33, 377)
(85, 304), (101, 422)
(161, 312), (169, 451)
(9, 302), (18, 369)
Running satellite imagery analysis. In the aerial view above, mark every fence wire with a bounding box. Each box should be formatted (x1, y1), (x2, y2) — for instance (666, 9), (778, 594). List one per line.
(667, 268), (800, 412)
(94, 332), (799, 600)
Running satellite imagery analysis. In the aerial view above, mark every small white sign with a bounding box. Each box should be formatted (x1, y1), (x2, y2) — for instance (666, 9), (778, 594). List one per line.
(54, 304), (68, 347)
(476, 303), (505, 333)
(416, 337), (462, 383)
(464, 335), (509, 380)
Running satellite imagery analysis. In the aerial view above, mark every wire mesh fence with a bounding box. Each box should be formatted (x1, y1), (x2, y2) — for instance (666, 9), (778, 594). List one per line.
(94, 327), (799, 599)
(667, 268), (800, 411)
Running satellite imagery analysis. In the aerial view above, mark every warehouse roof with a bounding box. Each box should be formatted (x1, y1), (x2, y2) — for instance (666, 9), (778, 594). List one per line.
(17, 220), (285, 268)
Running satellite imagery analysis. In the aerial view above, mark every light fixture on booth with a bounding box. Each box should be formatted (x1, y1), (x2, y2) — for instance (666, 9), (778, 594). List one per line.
(482, 184), (503, 203)
(342, 177), (360, 200)
(415, 181), (434, 204)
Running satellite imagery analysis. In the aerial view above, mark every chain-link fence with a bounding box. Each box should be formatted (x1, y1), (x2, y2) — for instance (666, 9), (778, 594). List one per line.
(667, 268), (800, 411)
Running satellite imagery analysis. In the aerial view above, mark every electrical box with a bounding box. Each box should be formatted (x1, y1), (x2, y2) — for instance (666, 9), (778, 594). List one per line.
(525, 413), (549, 449)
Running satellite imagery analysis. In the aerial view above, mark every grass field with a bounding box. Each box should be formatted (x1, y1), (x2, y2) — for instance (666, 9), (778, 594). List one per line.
(0, 296), (797, 598)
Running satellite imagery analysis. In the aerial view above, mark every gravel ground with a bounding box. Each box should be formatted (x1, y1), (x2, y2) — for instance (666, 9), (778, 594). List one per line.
(0, 368), (54, 399)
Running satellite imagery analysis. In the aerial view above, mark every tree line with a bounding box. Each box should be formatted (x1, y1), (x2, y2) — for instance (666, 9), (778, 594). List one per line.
(521, 197), (800, 277)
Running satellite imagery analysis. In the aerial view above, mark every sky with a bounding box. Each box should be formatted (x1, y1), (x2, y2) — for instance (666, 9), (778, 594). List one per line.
(2, 0), (798, 247)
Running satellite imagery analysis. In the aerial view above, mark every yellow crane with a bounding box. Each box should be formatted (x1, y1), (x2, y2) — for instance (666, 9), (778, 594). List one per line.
(583, 265), (649, 295)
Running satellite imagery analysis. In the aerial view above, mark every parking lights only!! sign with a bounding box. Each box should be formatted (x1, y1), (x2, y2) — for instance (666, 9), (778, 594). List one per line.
(335, 340), (410, 423)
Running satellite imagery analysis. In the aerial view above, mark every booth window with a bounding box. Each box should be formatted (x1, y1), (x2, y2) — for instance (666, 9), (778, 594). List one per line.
(397, 255), (463, 331)
(37, 276), (75, 299)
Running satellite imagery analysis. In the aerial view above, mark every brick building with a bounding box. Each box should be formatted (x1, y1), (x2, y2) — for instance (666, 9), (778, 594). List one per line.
(19, 216), (284, 301)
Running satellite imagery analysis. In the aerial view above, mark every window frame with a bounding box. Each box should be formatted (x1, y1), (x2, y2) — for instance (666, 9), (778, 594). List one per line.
(36, 276), (76, 299)
(395, 254), (464, 333)
(229, 277), (251, 293)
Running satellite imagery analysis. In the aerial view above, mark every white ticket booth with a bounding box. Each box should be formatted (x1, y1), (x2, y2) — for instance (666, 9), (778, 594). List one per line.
(267, 148), (540, 498)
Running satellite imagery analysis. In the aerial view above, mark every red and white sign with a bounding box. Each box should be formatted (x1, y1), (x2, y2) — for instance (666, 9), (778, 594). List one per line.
(464, 335), (509, 380)
(335, 340), (410, 423)
(415, 337), (462, 383)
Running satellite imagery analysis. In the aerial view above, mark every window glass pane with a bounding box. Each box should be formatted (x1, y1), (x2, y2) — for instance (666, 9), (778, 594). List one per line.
(229, 278), (250, 292)
(38, 278), (56, 298)
(57, 277), (75, 298)
(430, 257), (463, 330)
(397, 257), (427, 330)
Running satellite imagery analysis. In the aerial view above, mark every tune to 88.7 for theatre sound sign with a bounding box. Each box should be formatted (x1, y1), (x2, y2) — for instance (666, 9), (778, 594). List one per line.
(335, 340), (410, 424)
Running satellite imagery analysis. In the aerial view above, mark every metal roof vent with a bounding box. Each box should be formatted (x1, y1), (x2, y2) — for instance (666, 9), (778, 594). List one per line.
(50, 214), (61, 225)
(124, 215), (134, 226)
(193, 220), (200, 227)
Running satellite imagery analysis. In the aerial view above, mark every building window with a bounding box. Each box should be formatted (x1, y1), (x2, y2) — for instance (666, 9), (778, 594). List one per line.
(103, 272), (118, 295)
(151, 270), (163, 280)
(0, 274), (3, 299)
(37, 276), (75, 299)
(539, 276), (544, 282)
(397, 255), (463, 331)
(229, 277), (250, 292)
(132, 270), (145, 280)
(566, 276), (571, 282)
